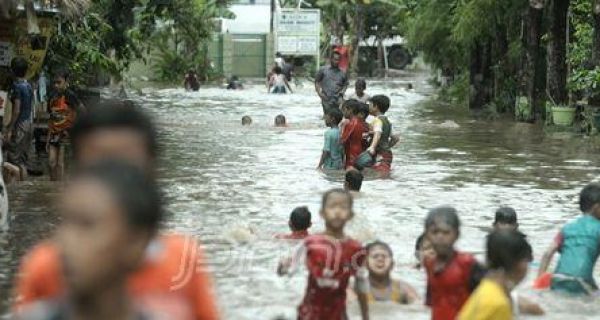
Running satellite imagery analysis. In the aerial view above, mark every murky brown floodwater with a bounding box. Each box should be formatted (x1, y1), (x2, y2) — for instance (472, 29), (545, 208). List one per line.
(1, 71), (600, 319)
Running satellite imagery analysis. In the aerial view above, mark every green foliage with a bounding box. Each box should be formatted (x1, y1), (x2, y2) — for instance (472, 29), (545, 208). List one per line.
(46, 0), (231, 85)
(406, 0), (463, 72)
(567, 0), (598, 97)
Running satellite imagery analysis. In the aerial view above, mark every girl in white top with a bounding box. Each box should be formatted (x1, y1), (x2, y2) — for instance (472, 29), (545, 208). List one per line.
(269, 66), (293, 94)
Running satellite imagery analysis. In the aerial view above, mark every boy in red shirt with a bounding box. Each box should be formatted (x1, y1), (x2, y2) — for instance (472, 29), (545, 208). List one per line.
(423, 206), (484, 320)
(275, 206), (312, 240)
(278, 189), (369, 320)
(341, 100), (368, 169)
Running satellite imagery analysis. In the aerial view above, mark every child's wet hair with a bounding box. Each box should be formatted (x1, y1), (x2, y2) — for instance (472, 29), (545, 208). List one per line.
(370, 95), (390, 113)
(487, 230), (532, 272)
(274, 114), (286, 126)
(290, 206), (311, 231)
(274, 66), (283, 74)
(494, 207), (517, 225)
(357, 103), (369, 118)
(424, 206), (460, 232)
(345, 169), (363, 191)
(415, 233), (426, 253)
(321, 188), (353, 209)
(72, 159), (163, 231)
(366, 240), (393, 258)
(241, 116), (252, 125)
(326, 109), (343, 126)
(71, 100), (158, 160)
(355, 78), (367, 90)
(342, 99), (360, 114)
(11, 57), (28, 78)
(579, 183), (600, 213)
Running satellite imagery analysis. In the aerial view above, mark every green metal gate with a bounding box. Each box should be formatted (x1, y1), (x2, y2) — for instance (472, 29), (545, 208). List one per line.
(232, 34), (266, 78)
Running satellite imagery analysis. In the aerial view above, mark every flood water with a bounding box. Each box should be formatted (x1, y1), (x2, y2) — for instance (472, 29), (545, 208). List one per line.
(1, 70), (600, 319)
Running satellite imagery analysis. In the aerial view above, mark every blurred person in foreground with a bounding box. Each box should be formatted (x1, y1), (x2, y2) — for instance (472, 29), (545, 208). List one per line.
(13, 101), (219, 320)
(16, 161), (192, 319)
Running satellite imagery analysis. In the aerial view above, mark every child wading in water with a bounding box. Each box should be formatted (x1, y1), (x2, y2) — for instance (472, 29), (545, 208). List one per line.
(360, 241), (419, 304)
(538, 183), (600, 295)
(347, 79), (370, 104)
(341, 100), (368, 169)
(458, 230), (533, 320)
(317, 109), (344, 170)
(275, 206), (312, 240)
(47, 70), (84, 181)
(424, 206), (484, 320)
(366, 95), (398, 176)
(278, 189), (369, 320)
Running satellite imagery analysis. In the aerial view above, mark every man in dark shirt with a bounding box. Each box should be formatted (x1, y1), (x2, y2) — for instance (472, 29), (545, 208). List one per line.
(315, 51), (349, 115)
(5, 57), (34, 177)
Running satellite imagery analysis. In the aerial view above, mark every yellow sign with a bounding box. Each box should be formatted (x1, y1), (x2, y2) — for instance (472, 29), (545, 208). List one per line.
(14, 17), (55, 79)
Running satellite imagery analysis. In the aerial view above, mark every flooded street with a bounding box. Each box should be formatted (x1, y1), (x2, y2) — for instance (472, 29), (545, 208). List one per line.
(2, 71), (600, 319)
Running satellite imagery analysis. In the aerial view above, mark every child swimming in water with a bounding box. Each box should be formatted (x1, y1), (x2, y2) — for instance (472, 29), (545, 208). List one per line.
(317, 109), (344, 170)
(275, 206), (312, 240)
(278, 189), (369, 320)
(424, 206), (484, 320)
(274, 114), (286, 127)
(241, 116), (252, 126)
(360, 241), (419, 304)
(414, 233), (435, 270)
(344, 169), (363, 193)
(493, 207), (519, 231)
(458, 230), (533, 320)
(538, 183), (600, 295)
(347, 79), (370, 104)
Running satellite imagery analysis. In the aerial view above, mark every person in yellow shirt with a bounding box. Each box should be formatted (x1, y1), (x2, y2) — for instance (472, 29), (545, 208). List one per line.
(458, 230), (533, 320)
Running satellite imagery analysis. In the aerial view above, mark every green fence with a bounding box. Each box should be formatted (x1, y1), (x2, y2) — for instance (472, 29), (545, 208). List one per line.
(209, 33), (271, 78)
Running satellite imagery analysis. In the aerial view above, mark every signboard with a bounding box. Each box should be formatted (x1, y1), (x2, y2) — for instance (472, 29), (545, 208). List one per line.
(275, 9), (320, 56)
(0, 42), (12, 67)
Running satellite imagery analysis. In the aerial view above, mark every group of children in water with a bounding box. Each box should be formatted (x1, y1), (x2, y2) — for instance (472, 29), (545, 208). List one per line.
(273, 183), (600, 320)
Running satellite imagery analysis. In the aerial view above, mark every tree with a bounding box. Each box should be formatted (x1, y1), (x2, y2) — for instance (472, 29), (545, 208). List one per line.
(547, 0), (570, 106)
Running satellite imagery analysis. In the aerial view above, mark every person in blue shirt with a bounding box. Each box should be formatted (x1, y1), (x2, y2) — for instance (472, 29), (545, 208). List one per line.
(538, 183), (600, 295)
(5, 57), (34, 179)
(317, 108), (344, 170)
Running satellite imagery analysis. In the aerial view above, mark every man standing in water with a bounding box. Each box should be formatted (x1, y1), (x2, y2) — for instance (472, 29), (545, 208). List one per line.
(315, 51), (349, 115)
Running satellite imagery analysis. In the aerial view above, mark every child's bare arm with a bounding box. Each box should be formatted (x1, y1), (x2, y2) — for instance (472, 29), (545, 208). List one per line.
(317, 150), (329, 169)
(538, 238), (560, 277)
(355, 266), (369, 320)
(368, 132), (381, 155)
(390, 134), (400, 147)
(518, 295), (545, 316)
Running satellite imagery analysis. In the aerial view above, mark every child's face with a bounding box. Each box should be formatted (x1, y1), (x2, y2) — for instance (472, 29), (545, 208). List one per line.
(417, 237), (436, 263)
(56, 179), (149, 296)
(321, 192), (353, 231)
(357, 112), (367, 121)
(426, 221), (458, 257)
(53, 76), (67, 92)
(367, 246), (393, 277)
(356, 84), (364, 95)
(368, 102), (378, 115)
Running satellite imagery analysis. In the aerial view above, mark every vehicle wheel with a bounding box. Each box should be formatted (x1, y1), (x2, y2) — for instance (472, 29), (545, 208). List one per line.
(387, 46), (411, 70)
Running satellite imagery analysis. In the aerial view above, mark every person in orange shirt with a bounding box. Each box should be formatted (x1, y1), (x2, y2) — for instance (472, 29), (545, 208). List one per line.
(17, 160), (194, 319)
(47, 70), (85, 181)
(13, 101), (219, 320)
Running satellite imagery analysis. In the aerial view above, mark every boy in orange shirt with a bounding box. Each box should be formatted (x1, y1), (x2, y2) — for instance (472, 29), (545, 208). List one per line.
(14, 102), (219, 320)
